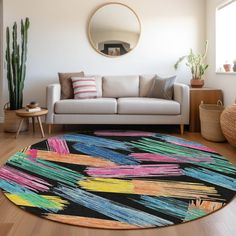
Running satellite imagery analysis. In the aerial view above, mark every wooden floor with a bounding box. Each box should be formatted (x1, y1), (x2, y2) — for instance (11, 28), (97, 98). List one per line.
(0, 124), (236, 236)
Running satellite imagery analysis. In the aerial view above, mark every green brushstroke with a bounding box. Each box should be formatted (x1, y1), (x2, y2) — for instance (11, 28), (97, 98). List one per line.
(7, 152), (84, 186)
(184, 208), (206, 221)
(127, 138), (236, 174)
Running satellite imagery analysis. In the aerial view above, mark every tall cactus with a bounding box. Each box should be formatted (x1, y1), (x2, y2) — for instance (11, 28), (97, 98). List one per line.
(5, 18), (30, 110)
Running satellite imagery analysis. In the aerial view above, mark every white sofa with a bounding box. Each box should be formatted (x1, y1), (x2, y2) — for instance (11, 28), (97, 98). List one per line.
(46, 75), (189, 134)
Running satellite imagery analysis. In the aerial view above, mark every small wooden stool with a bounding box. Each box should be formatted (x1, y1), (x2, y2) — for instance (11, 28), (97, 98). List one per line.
(15, 109), (48, 138)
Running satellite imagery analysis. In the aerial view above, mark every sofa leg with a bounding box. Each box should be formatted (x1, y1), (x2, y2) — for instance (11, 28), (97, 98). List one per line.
(48, 124), (52, 135)
(180, 124), (184, 135)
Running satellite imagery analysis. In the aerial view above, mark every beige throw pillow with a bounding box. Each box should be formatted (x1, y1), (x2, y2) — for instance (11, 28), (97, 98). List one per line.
(148, 75), (176, 100)
(58, 71), (84, 99)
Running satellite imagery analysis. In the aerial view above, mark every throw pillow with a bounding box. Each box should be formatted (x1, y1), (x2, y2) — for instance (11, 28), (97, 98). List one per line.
(58, 71), (84, 99)
(148, 75), (176, 100)
(71, 77), (98, 99)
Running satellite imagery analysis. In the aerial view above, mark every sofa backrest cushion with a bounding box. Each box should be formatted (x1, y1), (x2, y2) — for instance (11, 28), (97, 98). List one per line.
(86, 75), (103, 97)
(102, 76), (139, 98)
(139, 75), (156, 97)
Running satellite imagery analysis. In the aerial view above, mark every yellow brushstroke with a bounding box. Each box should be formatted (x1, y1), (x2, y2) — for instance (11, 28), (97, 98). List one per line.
(27, 150), (116, 167)
(45, 214), (141, 229)
(79, 178), (219, 200)
(21, 146), (31, 153)
(43, 195), (69, 209)
(5, 193), (68, 209)
(5, 193), (34, 207)
(80, 178), (134, 194)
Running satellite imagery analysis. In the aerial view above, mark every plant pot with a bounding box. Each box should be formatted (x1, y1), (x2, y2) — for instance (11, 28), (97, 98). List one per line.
(3, 108), (28, 133)
(233, 64), (236, 72)
(223, 64), (232, 72)
(190, 79), (204, 88)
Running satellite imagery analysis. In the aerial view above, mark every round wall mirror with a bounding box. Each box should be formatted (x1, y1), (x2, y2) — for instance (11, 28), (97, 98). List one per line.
(88, 3), (141, 57)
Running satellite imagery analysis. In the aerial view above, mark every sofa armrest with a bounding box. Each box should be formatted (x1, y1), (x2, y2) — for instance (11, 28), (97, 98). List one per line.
(174, 83), (190, 124)
(46, 83), (61, 124)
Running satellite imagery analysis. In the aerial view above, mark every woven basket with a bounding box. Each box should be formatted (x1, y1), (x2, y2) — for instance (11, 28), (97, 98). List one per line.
(3, 103), (28, 133)
(220, 104), (236, 148)
(199, 100), (226, 142)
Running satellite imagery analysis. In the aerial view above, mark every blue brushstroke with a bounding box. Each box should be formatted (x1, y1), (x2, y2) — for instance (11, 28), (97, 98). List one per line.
(53, 184), (173, 227)
(64, 134), (131, 151)
(184, 167), (236, 191)
(72, 143), (139, 165)
(0, 178), (33, 194)
(7, 152), (83, 187)
(0, 179), (63, 212)
(134, 196), (190, 219)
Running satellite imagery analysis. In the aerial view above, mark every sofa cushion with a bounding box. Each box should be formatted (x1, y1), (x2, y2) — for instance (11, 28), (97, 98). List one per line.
(103, 76), (139, 98)
(118, 97), (180, 115)
(55, 98), (117, 114)
(148, 75), (176, 100)
(58, 71), (84, 99)
(139, 75), (156, 97)
(95, 76), (102, 97)
(72, 77), (97, 99)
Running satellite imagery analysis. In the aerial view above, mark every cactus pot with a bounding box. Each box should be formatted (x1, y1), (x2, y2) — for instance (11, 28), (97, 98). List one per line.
(3, 108), (28, 133)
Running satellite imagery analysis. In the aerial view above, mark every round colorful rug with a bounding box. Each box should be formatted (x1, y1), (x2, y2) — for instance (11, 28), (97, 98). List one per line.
(0, 131), (236, 229)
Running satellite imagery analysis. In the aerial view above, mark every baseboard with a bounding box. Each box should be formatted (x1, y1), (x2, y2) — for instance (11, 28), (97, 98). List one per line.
(0, 116), (3, 123)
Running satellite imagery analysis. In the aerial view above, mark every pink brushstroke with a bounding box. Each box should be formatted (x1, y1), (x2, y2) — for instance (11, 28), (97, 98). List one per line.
(0, 166), (51, 192)
(170, 142), (216, 153)
(130, 153), (213, 163)
(47, 137), (70, 154)
(86, 164), (183, 178)
(94, 131), (156, 137)
(28, 149), (38, 158)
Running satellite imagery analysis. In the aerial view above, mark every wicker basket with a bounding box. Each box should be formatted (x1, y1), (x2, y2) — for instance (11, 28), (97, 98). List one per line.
(3, 104), (28, 133)
(199, 100), (226, 142)
(220, 104), (236, 148)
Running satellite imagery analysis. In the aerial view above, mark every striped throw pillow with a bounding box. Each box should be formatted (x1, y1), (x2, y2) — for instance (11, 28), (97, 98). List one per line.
(71, 77), (98, 99)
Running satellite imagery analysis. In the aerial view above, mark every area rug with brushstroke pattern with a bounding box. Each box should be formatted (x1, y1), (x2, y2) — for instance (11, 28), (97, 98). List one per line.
(0, 131), (236, 229)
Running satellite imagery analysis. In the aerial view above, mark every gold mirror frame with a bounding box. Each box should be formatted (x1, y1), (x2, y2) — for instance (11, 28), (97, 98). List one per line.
(88, 2), (141, 58)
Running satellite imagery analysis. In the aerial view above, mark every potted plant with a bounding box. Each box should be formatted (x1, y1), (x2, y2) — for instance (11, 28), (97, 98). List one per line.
(3, 18), (30, 132)
(174, 41), (209, 88)
(223, 61), (232, 72)
(233, 60), (236, 72)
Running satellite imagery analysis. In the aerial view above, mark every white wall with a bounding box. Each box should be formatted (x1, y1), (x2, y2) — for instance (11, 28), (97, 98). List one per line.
(0, 0), (206, 120)
(206, 0), (236, 106)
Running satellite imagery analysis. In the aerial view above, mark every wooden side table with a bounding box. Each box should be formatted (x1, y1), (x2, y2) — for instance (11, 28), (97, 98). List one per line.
(15, 109), (48, 138)
(190, 88), (223, 132)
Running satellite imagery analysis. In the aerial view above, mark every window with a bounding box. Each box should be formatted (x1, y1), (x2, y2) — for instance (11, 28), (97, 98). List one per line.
(216, 0), (236, 72)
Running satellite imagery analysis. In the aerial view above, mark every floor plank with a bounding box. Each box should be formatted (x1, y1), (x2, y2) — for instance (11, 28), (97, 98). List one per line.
(0, 124), (236, 236)
(0, 223), (14, 236)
